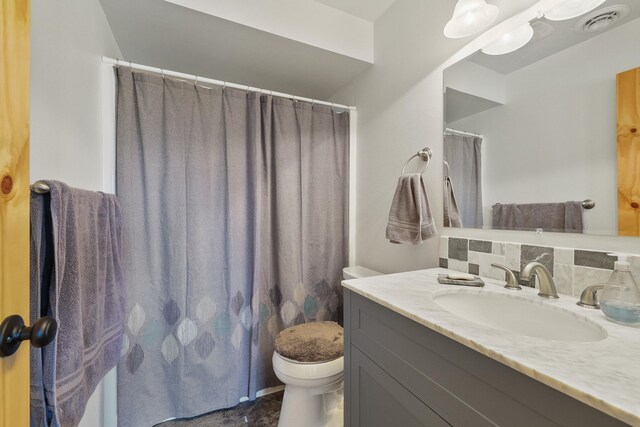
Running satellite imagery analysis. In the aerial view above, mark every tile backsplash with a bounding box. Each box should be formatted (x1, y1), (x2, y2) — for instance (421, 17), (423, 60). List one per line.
(439, 236), (640, 298)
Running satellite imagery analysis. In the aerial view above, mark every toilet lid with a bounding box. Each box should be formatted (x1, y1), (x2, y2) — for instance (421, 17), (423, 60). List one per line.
(274, 321), (344, 363)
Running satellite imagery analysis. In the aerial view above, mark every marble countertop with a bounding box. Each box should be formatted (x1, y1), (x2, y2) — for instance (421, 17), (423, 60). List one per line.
(342, 268), (640, 426)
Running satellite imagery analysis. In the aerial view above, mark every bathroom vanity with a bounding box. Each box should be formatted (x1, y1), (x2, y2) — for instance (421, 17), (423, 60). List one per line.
(342, 268), (640, 427)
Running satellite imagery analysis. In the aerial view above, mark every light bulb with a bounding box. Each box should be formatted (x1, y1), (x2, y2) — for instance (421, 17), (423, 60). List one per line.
(482, 22), (534, 56)
(444, 0), (499, 39)
(545, 0), (606, 21)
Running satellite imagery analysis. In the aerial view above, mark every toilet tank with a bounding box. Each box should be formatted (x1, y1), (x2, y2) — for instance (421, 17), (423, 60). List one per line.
(342, 266), (381, 280)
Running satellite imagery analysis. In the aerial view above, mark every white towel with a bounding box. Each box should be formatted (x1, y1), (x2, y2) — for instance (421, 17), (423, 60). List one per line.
(386, 174), (437, 244)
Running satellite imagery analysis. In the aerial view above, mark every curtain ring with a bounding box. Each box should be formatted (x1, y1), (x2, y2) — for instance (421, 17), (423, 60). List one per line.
(222, 82), (227, 91)
(246, 85), (251, 94)
(161, 69), (165, 80)
(194, 76), (199, 87)
(116, 58), (120, 67)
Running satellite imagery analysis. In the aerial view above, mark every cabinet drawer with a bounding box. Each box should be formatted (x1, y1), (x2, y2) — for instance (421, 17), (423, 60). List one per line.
(349, 346), (450, 427)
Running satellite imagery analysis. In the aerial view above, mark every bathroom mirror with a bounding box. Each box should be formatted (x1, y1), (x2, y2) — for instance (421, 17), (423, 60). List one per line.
(443, 0), (640, 236)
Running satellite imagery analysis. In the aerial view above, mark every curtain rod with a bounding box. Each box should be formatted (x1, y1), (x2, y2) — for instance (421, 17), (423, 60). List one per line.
(102, 57), (356, 111)
(444, 127), (482, 138)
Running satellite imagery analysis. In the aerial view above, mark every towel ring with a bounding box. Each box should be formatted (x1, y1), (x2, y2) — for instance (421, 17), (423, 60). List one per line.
(402, 147), (432, 175)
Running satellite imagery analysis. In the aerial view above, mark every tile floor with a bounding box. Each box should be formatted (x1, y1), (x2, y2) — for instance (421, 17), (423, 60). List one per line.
(156, 391), (283, 427)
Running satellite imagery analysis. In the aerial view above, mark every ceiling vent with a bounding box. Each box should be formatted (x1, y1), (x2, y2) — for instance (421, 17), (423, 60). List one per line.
(576, 5), (630, 33)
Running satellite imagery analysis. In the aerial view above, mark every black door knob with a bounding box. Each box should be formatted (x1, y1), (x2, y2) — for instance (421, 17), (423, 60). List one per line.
(0, 314), (57, 357)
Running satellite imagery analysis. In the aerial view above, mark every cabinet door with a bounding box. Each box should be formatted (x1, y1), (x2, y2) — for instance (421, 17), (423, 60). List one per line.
(349, 346), (450, 427)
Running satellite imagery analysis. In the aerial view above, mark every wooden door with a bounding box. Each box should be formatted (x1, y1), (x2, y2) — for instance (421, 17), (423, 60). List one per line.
(617, 67), (640, 236)
(0, 0), (31, 426)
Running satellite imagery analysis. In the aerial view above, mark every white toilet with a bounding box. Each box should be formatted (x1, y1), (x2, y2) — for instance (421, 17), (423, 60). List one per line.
(273, 266), (381, 427)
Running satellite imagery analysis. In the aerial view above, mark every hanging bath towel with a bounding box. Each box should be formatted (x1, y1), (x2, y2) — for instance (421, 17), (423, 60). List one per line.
(386, 174), (437, 244)
(30, 180), (126, 427)
(444, 176), (463, 228)
(492, 201), (584, 233)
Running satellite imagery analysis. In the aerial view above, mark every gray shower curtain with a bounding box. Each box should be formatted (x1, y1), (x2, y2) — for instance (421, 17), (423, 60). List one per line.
(443, 133), (483, 228)
(115, 69), (349, 427)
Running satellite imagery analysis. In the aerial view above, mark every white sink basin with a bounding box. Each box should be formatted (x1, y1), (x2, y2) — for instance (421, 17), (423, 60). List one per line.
(433, 290), (607, 342)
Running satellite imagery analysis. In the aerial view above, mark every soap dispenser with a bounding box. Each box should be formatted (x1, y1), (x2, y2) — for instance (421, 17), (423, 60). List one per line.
(599, 254), (640, 327)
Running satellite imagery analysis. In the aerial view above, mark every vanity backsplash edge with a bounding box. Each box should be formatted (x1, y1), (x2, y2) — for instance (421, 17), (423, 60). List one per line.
(438, 236), (640, 298)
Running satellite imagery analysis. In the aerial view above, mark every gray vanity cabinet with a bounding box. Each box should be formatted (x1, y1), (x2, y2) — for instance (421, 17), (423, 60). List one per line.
(343, 290), (628, 427)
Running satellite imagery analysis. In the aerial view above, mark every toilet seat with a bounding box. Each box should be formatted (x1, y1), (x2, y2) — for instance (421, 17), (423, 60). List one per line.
(274, 321), (344, 363)
(273, 351), (343, 381)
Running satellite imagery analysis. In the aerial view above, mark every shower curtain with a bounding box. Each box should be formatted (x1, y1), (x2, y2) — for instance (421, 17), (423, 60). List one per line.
(443, 133), (483, 228)
(115, 69), (349, 427)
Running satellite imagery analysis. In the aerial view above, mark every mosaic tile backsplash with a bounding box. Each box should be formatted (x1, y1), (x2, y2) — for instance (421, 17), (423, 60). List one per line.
(439, 236), (640, 298)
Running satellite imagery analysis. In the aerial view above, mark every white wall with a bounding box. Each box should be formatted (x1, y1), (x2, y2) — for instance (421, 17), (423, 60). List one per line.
(31, 0), (121, 191)
(332, 0), (640, 273)
(445, 60), (506, 104)
(330, 0), (541, 273)
(448, 18), (640, 235)
(330, 0), (470, 273)
(30, 0), (122, 426)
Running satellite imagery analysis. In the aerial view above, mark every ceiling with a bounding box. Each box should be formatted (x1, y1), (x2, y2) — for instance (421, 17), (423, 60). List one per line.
(99, 0), (374, 100)
(97, 0), (541, 101)
(313, 0), (397, 22)
(468, 0), (640, 74)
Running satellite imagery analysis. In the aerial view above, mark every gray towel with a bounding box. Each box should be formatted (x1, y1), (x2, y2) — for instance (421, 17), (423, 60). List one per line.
(492, 201), (584, 233)
(30, 180), (126, 427)
(443, 176), (463, 228)
(386, 174), (437, 244)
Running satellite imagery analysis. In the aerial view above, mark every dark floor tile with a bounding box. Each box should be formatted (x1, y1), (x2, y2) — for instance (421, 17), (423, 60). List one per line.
(156, 391), (283, 427)
(246, 396), (282, 427)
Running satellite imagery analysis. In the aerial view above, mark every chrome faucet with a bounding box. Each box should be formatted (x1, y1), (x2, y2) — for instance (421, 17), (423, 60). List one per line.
(491, 264), (521, 290)
(520, 262), (559, 299)
(577, 284), (605, 309)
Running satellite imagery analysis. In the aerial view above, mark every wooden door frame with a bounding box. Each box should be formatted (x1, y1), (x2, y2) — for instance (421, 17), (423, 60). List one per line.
(617, 67), (640, 236)
(0, 1), (31, 426)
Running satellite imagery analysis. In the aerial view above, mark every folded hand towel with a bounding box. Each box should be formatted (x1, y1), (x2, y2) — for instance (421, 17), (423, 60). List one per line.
(30, 180), (126, 427)
(444, 176), (463, 228)
(386, 174), (437, 244)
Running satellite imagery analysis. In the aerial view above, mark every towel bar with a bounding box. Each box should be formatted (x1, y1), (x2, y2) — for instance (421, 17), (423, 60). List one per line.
(402, 147), (432, 175)
(31, 180), (50, 194)
(582, 199), (596, 209)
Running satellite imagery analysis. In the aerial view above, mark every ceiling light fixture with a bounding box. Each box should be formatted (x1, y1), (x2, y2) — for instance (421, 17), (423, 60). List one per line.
(482, 22), (534, 55)
(444, 0), (499, 39)
(545, 0), (606, 21)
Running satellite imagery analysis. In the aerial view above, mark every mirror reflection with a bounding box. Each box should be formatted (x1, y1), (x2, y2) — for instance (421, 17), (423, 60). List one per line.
(443, 1), (640, 236)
